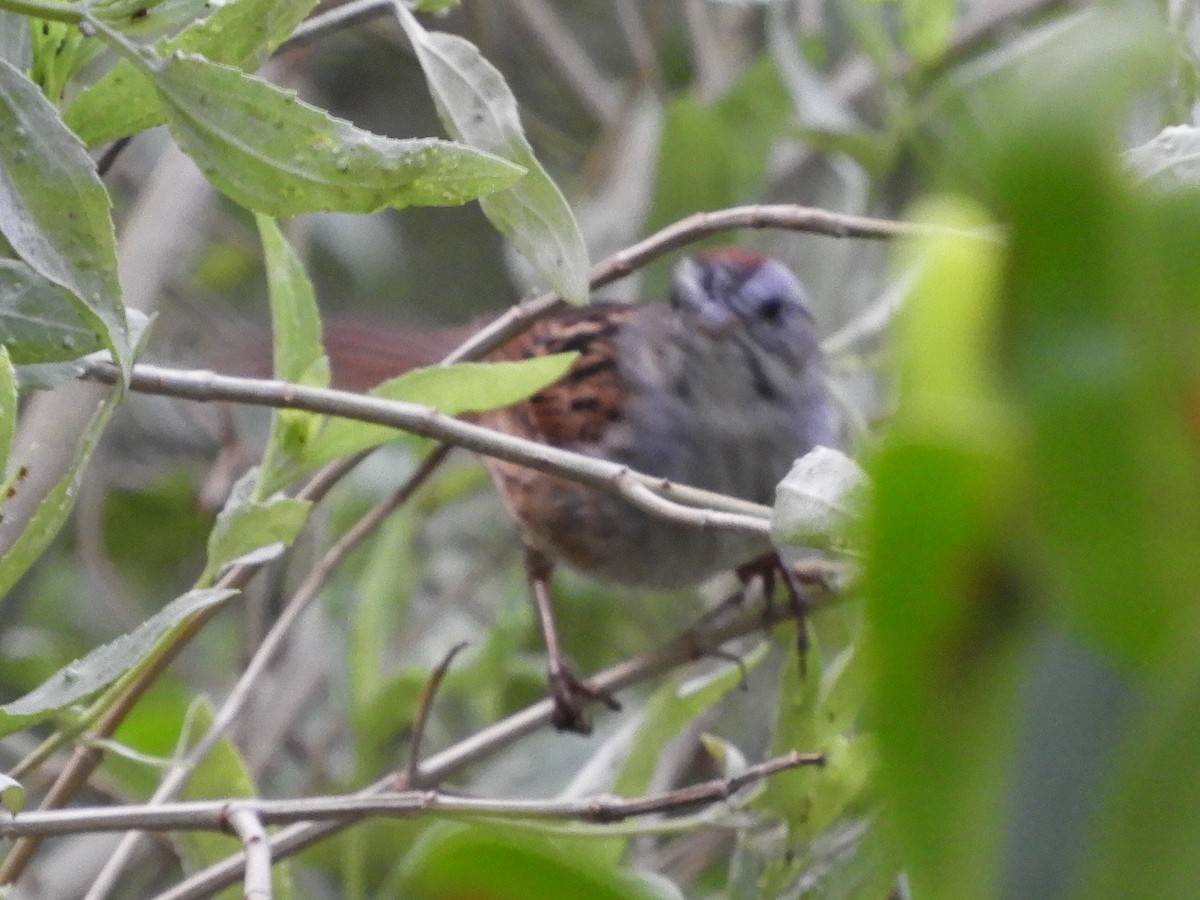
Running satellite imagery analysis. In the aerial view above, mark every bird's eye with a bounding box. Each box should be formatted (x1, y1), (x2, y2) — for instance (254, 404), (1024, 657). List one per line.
(758, 297), (783, 322)
(668, 291), (682, 310)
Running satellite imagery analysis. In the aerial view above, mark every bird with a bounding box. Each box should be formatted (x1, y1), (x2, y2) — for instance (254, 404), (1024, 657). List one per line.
(324, 248), (840, 732)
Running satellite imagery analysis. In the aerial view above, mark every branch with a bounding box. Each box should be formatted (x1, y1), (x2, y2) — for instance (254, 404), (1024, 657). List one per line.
(441, 203), (930, 364)
(0, 455), (366, 885)
(79, 361), (774, 534)
(81, 446), (452, 900)
(224, 807), (271, 900)
(0, 751), (821, 837)
(147, 592), (842, 899)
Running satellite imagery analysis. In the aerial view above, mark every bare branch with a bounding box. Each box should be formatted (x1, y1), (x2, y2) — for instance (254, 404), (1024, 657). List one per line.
(224, 807), (271, 900)
(441, 203), (929, 364)
(82, 446), (452, 900)
(79, 361), (774, 532)
(0, 751), (821, 838)
(403, 641), (471, 789)
(144, 592), (843, 899)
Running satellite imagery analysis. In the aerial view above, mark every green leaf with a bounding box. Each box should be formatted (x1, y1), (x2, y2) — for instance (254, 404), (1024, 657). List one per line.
(255, 215), (329, 497)
(0, 772), (23, 813)
(865, 197), (1023, 900)
(302, 353), (578, 467)
(201, 468), (311, 584)
(0, 588), (235, 738)
(142, 52), (523, 216)
(0, 57), (129, 374)
(0, 376), (122, 595)
(64, 0), (319, 145)
(395, 5), (589, 305)
(901, 0), (955, 64)
(0, 257), (107, 363)
(401, 823), (670, 900)
(771, 446), (868, 552)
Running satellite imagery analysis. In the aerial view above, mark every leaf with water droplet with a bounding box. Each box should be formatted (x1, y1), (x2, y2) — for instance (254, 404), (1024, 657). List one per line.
(0, 57), (128, 375)
(65, 0), (320, 145)
(0, 259), (108, 364)
(140, 54), (523, 215)
(0, 589), (238, 738)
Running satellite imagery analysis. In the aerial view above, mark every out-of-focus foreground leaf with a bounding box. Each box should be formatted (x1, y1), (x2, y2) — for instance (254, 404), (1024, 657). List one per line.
(866, 9), (1200, 900)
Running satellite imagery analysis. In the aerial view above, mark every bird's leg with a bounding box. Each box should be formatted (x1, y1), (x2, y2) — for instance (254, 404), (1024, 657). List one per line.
(737, 552), (814, 672)
(524, 547), (621, 734)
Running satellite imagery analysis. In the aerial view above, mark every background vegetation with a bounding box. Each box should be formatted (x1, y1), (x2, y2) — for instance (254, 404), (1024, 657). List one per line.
(0, 0), (1199, 897)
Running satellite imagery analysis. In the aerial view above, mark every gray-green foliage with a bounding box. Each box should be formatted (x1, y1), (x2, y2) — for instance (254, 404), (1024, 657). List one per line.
(2, 0), (1198, 898)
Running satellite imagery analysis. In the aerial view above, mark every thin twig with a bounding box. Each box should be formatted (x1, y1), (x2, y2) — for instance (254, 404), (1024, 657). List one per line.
(82, 446), (451, 900)
(224, 807), (271, 900)
(280, 0), (396, 53)
(80, 361), (774, 531)
(0, 455), (364, 886)
(145, 592), (838, 899)
(441, 203), (929, 364)
(509, 0), (623, 123)
(403, 641), (470, 789)
(0, 750), (821, 837)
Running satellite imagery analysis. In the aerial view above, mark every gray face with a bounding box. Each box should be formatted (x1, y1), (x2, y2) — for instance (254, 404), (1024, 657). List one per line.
(668, 255), (819, 369)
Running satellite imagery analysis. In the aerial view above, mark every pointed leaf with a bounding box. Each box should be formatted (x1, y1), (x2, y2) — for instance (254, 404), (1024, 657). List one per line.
(302, 353), (578, 465)
(0, 347), (13, 482)
(202, 468), (310, 583)
(0, 588), (236, 737)
(65, 0), (319, 145)
(0, 258), (107, 363)
(0, 378), (121, 594)
(143, 53), (523, 216)
(0, 57), (128, 374)
(255, 215), (329, 496)
(396, 6), (589, 304)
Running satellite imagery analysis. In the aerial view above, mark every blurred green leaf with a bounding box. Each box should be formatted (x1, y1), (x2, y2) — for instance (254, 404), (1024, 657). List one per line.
(0, 588), (235, 737)
(140, 53), (523, 217)
(395, 5), (590, 305)
(0, 772), (23, 813)
(64, 0), (319, 145)
(901, 0), (955, 65)
(865, 196), (1023, 900)
(255, 215), (329, 497)
(0, 258), (107, 363)
(401, 823), (670, 900)
(0, 56), (129, 375)
(302, 353), (578, 466)
(201, 468), (311, 584)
